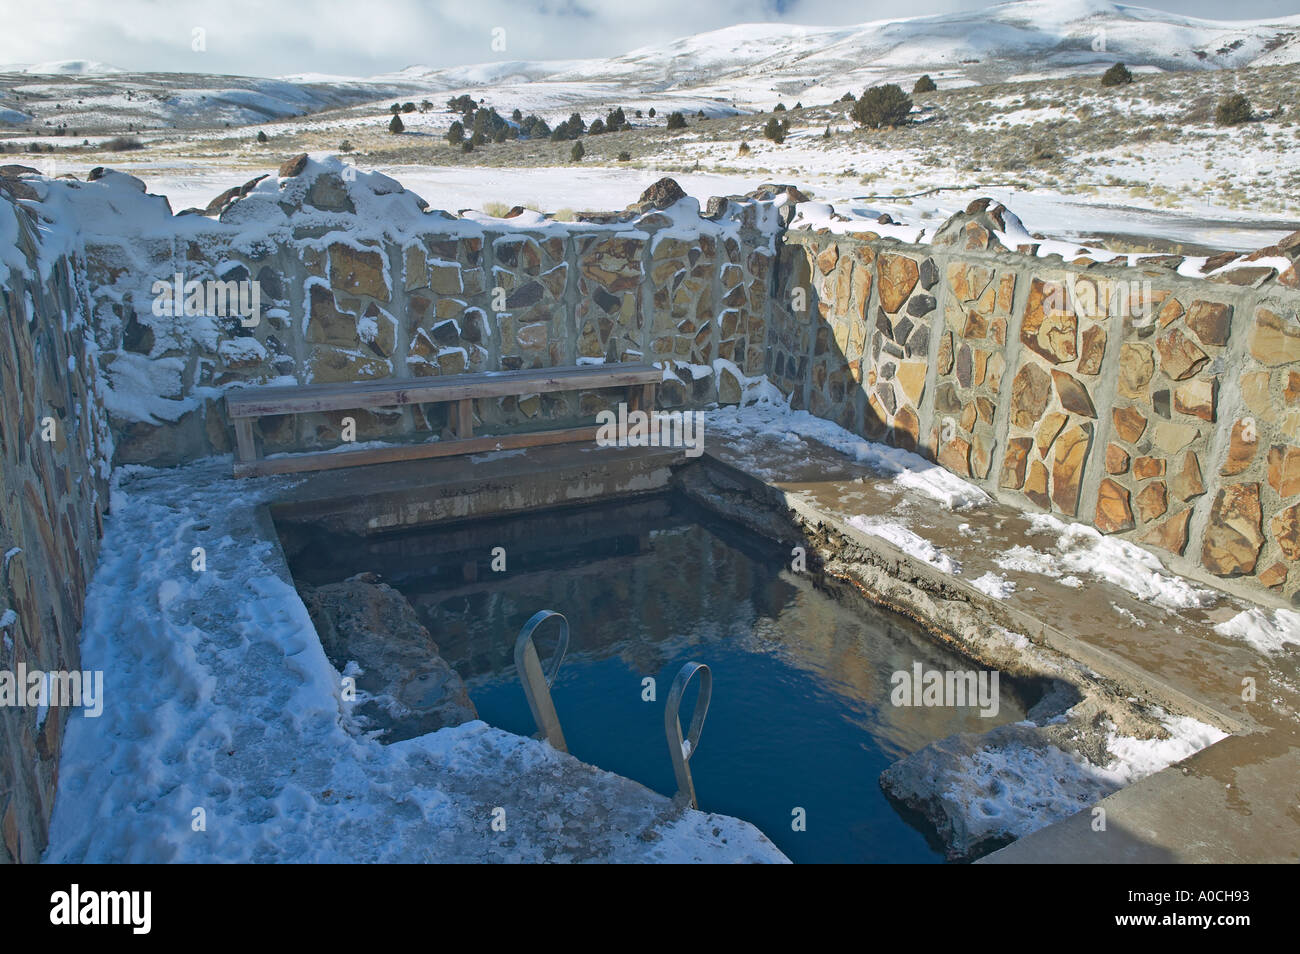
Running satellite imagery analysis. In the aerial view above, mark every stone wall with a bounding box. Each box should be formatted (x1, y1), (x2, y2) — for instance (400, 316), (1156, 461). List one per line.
(0, 189), (112, 862)
(770, 200), (1300, 605)
(70, 160), (781, 464)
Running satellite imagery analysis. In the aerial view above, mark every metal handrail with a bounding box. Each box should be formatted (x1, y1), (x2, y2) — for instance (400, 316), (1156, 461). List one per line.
(664, 661), (712, 809)
(513, 610), (570, 752)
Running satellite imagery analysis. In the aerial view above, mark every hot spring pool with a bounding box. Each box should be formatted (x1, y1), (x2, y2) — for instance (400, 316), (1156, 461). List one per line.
(286, 493), (1033, 863)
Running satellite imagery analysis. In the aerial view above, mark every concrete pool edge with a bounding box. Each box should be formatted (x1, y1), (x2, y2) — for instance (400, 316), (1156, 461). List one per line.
(687, 443), (1299, 863)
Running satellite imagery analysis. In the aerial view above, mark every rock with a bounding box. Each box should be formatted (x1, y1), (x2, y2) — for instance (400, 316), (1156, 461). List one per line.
(1035, 412), (1067, 458)
(1287, 372), (1300, 406)
(1156, 328), (1209, 381)
(1025, 459), (1051, 509)
(956, 344), (973, 388)
(893, 405), (919, 450)
(1078, 325), (1106, 375)
(329, 242), (390, 300)
(1111, 405), (1148, 444)
(278, 153), (309, 177)
(306, 172), (355, 213)
(1248, 308), (1300, 366)
(203, 174), (268, 216)
(581, 237), (645, 292)
(1140, 509), (1191, 556)
(1135, 482), (1168, 523)
(1171, 451), (1205, 502)
(939, 436), (972, 476)
(1010, 362), (1052, 430)
(1240, 370), (1274, 423)
(878, 253), (920, 313)
(1051, 369), (1096, 418)
(1117, 343), (1154, 399)
(301, 576), (476, 741)
(816, 244), (839, 275)
(634, 177), (687, 211)
(1267, 444), (1300, 498)
(1185, 300), (1232, 348)
(947, 262), (993, 303)
(936, 332), (954, 375)
(920, 257), (939, 290)
(1133, 456), (1165, 480)
(895, 360), (927, 407)
(1259, 563), (1288, 588)
(1021, 279), (1077, 364)
(1201, 483), (1264, 576)
(971, 432), (994, 479)
(1000, 438), (1034, 490)
(1051, 423), (1092, 515)
(1105, 443), (1130, 474)
(1271, 502), (1300, 561)
(1095, 479), (1135, 533)
(1153, 421), (1199, 455)
(1173, 377), (1216, 422)
(1221, 419), (1258, 476)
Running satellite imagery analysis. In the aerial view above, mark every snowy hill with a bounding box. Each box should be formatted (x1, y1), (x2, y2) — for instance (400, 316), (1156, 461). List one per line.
(388, 0), (1300, 109)
(2, 0), (1298, 135)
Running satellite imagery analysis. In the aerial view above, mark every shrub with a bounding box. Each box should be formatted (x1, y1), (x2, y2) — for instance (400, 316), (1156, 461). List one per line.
(913, 74), (937, 94)
(447, 94), (477, 113)
(511, 108), (522, 122)
(570, 140), (584, 162)
(1101, 63), (1133, 87)
(666, 111), (687, 130)
(568, 112), (585, 133)
(493, 126), (508, 143)
(839, 91), (855, 102)
(588, 118), (606, 134)
(390, 103), (401, 114)
(1216, 93), (1252, 126)
(763, 117), (788, 143)
(634, 109), (642, 118)
(852, 84), (912, 129)
(461, 140), (473, 153)
(103, 136), (143, 152)
(471, 130), (486, 146)
(401, 102), (416, 113)
(388, 114), (405, 133)
(339, 139), (354, 152)
(617, 151), (631, 161)
(447, 120), (464, 145)
(773, 102), (786, 112)
(737, 141), (751, 156)
(648, 107), (656, 118)
(256, 130), (268, 143)
(793, 101), (802, 110)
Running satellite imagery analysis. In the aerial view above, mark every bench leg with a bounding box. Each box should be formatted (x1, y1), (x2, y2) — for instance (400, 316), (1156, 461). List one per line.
(234, 418), (257, 468)
(641, 383), (657, 413)
(455, 399), (474, 439)
(626, 384), (640, 413)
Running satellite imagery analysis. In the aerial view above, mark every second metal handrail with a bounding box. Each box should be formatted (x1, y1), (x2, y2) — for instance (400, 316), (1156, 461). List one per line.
(664, 661), (712, 809)
(513, 610), (570, 752)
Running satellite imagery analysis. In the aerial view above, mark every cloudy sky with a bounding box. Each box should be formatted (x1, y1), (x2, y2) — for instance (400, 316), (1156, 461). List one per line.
(1, 0), (1297, 77)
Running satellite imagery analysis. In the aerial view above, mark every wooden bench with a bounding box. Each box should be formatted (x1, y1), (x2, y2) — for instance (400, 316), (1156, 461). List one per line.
(226, 362), (660, 477)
